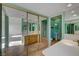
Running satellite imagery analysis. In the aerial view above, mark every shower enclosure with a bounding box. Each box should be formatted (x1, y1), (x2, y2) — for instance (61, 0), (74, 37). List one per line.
(51, 15), (62, 41)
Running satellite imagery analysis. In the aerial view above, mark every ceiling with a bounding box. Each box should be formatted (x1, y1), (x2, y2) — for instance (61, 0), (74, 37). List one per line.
(64, 7), (79, 21)
(14, 3), (79, 17)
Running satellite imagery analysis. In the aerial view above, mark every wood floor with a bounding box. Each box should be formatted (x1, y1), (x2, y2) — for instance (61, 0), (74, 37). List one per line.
(2, 39), (59, 56)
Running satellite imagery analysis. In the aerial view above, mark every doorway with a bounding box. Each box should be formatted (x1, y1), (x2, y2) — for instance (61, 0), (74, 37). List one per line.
(8, 16), (23, 47)
(2, 16), (23, 49)
(51, 15), (62, 44)
(41, 19), (48, 40)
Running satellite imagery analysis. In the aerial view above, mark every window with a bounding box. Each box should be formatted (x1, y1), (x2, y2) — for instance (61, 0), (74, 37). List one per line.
(66, 24), (74, 34)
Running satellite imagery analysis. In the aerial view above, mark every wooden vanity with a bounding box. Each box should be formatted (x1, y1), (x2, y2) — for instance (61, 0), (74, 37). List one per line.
(24, 34), (40, 45)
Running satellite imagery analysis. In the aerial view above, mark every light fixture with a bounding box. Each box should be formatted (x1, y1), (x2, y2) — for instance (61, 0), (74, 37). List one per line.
(55, 23), (57, 26)
(67, 3), (72, 7)
(71, 10), (75, 13)
(73, 14), (77, 17)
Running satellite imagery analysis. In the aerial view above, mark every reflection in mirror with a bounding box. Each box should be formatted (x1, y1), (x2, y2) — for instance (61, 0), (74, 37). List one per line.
(64, 6), (79, 41)
(29, 22), (36, 31)
(64, 7), (79, 34)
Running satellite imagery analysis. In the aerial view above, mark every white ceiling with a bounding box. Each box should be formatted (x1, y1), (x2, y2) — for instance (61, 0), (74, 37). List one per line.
(14, 3), (79, 17)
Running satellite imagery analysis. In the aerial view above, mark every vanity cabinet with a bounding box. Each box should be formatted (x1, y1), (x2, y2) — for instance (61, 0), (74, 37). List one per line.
(24, 34), (40, 45)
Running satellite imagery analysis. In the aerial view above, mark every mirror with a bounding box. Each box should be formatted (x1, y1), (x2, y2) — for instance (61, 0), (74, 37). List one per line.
(29, 22), (36, 31)
(64, 7), (79, 35)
